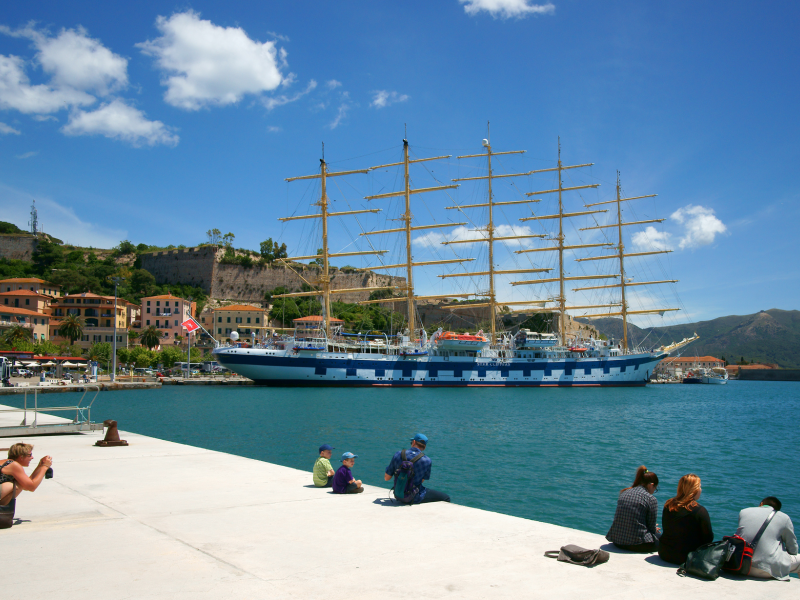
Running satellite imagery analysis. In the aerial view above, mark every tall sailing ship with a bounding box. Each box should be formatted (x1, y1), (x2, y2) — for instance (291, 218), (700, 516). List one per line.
(213, 134), (697, 386)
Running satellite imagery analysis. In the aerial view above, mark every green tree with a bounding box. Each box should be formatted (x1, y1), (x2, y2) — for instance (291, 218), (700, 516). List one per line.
(159, 346), (185, 368)
(129, 269), (156, 296)
(33, 340), (61, 356)
(130, 346), (158, 368)
(0, 221), (24, 234)
(128, 329), (140, 344)
(206, 228), (221, 246)
(3, 324), (33, 346)
(222, 232), (235, 248)
(87, 342), (112, 365)
(58, 314), (83, 345)
(140, 326), (163, 350)
(116, 348), (131, 366)
(32, 239), (64, 270)
(115, 240), (136, 255)
(312, 248), (324, 266)
(260, 238), (275, 262)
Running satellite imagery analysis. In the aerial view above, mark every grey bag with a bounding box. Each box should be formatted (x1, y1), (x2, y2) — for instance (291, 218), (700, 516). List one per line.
(545, 544), (610, 566)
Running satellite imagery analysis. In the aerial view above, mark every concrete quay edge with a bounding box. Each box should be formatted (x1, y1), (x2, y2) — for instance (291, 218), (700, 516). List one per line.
(0, 403), (793, 600)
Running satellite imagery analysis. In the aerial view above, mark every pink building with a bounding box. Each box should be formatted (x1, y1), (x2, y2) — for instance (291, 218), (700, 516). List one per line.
(140, 294), (196, 347)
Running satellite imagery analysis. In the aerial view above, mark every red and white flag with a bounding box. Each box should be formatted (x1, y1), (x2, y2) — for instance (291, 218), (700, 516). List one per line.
(181, 318), (200, 333)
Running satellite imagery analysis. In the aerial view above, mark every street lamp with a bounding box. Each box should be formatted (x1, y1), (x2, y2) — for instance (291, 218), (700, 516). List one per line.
(109, 276), (125, 383)
(185, 296), (192, 379)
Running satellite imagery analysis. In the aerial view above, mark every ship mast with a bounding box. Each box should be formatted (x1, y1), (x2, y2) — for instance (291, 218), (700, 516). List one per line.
(275, 153), (394, 338)
(510, 141), (612, 344)
(359, 138), (475, 341)
(574, 172), (681, 348)
(444, 127), (552, 344)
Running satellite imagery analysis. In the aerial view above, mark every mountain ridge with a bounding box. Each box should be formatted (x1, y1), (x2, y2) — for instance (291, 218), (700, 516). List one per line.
(576, 309), (800, 368)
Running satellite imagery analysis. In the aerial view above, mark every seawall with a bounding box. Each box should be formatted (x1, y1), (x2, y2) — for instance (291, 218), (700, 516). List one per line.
(0, 233), (38, 260)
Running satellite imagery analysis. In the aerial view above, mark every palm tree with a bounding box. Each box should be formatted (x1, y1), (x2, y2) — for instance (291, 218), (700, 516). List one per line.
(140, 326), (162, 350)
(4, 324), (32, 346)
(58, 313), (83, 345)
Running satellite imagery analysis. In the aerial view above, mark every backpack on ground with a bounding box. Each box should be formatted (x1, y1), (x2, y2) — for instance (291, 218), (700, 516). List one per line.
(723, 509), (776, 575)
(390, 449), (425, 504)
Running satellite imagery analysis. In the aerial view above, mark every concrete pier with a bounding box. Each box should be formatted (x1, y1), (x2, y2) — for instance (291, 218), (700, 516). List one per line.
(0, 404), (793, 599)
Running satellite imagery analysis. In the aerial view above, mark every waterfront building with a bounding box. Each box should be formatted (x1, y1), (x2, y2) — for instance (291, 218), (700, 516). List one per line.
(212, 304), (269, 343)
(0, 289), (54, 312)
(0, 277), (62, 297)
(139, 293), (196, 347)
(654, 355), (724, 378)
(49, 292), (138, 351)
(0, 305), (51, 341)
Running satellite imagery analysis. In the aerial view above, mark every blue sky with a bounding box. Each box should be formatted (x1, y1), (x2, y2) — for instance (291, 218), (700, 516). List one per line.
(1, 0), (798, 327)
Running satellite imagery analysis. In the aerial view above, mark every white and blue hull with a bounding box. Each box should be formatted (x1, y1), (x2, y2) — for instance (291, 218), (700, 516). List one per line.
(213, 346), (667, 387)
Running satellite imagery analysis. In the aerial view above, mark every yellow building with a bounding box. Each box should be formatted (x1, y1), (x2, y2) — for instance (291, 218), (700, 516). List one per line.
(49, 292), (137, 351)
(0, 277), (62, 297)
(212, 304), (269, 343)
(0, 305), (51, 341)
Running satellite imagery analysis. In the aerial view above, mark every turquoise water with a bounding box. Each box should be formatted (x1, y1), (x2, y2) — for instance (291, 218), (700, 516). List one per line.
(7, 381), (799, 537)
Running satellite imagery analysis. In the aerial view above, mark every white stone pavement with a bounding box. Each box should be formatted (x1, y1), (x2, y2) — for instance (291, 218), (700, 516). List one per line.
(0, 403), (793, 599)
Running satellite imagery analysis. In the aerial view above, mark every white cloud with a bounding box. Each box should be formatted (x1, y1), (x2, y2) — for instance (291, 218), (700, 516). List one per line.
(62, 99), (179, 147)
(370, 90), (409, 108)
(266, 31), (290, 43)
(329, 102), (349, 129)
(33, 114), (57, 122)
(459, 0), (556, 19)
(267, 125), (281, 133)
(34, 27), (128, 95)
(0, 54), (95, 114)
(138, 11), (287, 110)
(670, 205), (727, 250)
(0, 121), (20, 134)
(631, 226), (672, 252)
(16, 151), (37, 159)
(326, 79), (342, 90)
(414, 224), (538, 249)
(263, 79), (317, 111)
(0, 183), (127, 248)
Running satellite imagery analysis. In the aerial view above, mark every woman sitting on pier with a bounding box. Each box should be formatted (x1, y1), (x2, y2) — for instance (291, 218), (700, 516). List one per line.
(606, 465), (661, 552)
(0, 443), (53, 506)
(657, 474), (713, 564)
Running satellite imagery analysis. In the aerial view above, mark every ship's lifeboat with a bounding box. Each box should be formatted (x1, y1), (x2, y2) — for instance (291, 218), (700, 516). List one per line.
(570, 347), (588, 353)
(435, 331), (490, 351)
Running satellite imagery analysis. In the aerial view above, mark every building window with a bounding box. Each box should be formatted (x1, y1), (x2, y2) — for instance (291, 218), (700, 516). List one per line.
(227, 317), (231, 323)
(147, 307), (150, 314)
(105, 335), (113, 342)
(217, 316), (222, 323)
(93, 335), (101, 342)
(146, 320), (150, 325)
(255, 317), (260, 324)
(217, 328), (222, 334)
(235, 317), (242, 324)
(147, 301), (150, 306)
(117, 336), (122, 342)
(247, 317), (251, 323)
(174, 320), (178, 326)
(156, 320), (160, 327)
(174, 301), (178, 307)
(81, 335), (89, 342)
(25, 299), (29, 305)
(3, 299), (6, 305)
(225, 328), (231, 334)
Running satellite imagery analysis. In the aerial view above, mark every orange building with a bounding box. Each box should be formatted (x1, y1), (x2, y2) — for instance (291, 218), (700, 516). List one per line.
(655, 356), (724, 377)
(0, 305), (51, 341)
(212, 304), (269, 343)
(139, 293), (196, 347)
(49, 292), (139, 351)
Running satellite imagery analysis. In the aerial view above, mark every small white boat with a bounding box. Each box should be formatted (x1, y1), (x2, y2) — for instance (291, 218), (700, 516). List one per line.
(515, 329), (559, 348)
(701, 367), (729, 384)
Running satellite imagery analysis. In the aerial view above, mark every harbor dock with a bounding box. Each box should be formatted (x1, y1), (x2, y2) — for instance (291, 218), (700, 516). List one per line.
(0, 403), (793, 599)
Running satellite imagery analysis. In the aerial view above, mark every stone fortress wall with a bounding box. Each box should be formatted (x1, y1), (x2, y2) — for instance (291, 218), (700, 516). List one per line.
(140, 247), (405, 303)
(0, 234), (38, 261)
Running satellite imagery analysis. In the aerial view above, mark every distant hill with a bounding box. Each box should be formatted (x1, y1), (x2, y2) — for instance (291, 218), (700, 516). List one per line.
(576, 309), (800, 368)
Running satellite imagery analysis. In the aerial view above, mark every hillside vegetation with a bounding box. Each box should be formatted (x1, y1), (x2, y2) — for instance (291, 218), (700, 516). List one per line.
(578, 309), (800, 368)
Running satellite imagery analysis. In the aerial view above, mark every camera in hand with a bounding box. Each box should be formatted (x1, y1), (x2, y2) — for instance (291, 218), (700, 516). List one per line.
(45, 467), (53, 479)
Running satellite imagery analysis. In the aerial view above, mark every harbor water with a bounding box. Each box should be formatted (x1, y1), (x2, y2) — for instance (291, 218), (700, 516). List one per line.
(7, 380), (799, 537)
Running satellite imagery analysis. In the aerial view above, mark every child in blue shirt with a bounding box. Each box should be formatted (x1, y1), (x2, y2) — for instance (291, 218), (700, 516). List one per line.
(332, 452), (364, 494)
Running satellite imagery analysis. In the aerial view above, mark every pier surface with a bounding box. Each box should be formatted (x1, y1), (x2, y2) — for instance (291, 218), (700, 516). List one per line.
(0, 404), (792, 599)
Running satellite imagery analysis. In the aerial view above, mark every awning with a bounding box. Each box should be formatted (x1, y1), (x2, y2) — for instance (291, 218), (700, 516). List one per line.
(60, 361), (80, 367)
(40, 361), (56, 366)
(24, 361), (40, 366)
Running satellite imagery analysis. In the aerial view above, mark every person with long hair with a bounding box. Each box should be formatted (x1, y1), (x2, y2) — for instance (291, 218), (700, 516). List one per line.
(658, 474), (713, 564)
(606, 465), (660, 552)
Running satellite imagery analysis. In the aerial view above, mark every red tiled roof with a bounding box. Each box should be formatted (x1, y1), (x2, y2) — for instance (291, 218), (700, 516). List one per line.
(292, 315), (343, 323)
(32, 356), (87, 362)
(0, 290), (52, 298)
(214, 304), (266, 311)
(0, 306), (49, 317)
(142, 294), (185, 300)
(0, 277), (57, 284)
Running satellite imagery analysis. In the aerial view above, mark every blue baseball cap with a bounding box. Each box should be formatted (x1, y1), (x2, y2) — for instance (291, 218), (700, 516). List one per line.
(341, 452), (358, 461)
(319, 444), (335, 452)
(411, 433), (428, 444)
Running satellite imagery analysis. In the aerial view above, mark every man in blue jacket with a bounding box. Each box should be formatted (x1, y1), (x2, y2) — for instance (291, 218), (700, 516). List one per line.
(384, 433), (450, 504)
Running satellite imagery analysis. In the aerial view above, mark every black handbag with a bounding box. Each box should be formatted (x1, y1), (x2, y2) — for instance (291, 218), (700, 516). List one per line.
(0, 483), (16, 530)
(545, 544), (610, 566)
(677, 540), (734, 580)
(723, 509), (776, 575)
